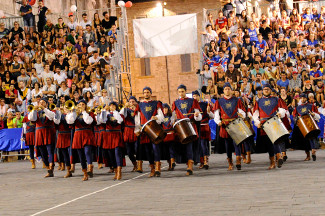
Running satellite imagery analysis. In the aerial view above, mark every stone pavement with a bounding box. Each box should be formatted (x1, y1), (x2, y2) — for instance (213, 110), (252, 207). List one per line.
(1, 150), (325, 216)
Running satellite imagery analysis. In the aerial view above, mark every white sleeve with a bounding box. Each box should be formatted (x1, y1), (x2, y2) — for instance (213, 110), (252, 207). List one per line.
(23, 123), (27, 134)
(53, 110), (62, 125)
(43, 108), (55, 121)
(238, 108), (246, 119)
(214, 109), (221, 125)
(66, 112), (77, 125)
(155, 108), (164, 124)
(28, 110), (37, 121)
(134, 112), (141, 134)
(95, 114), (101, 125)
(113, 110), (123, 124)
(171, 112), (176, 125)
(119, 108), (127, 117)
(208, 111), (214, 119)
(314, 113), (321, 122)
(194, 108), (202, 121)
(82, 111), (93, 125)
(278, 108), (286, 118)
(252, 110), (260, 127)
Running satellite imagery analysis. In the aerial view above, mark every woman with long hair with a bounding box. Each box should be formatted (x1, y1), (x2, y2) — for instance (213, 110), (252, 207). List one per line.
(92, 12), (102, 29)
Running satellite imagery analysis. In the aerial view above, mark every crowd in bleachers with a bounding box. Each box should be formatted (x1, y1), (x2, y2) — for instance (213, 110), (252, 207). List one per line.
(200, 3), (325, 117)
(0, 0), (118, 129)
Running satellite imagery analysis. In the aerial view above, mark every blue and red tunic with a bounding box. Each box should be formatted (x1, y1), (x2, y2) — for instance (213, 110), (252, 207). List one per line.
(162, 115), (175, 143)
(103, 112), (124, 149)
(55, 114), (71, 149)
(71, 112), (96, 149)
(30, 110), (55, 146)
(135, 100), (163, 144)
(122, 108), (137, 143)
(213, 96), (246, 138)
(23, 116), (35, 146)
(253, 96), (288, 135)
(199, 101), (212, 141)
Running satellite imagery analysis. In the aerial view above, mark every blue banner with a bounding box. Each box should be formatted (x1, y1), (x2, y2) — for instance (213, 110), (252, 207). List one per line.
(0, 128), (29, 151)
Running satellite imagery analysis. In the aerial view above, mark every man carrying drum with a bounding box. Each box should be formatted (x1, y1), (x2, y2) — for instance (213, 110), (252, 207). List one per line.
(252, 84), (288, 170)
(213, 82), (246, 171)
(134, 87), (164, 177)
(293, 93), (320, 161)
(192, 90), (214, 170)
(172, 84), (202, 176)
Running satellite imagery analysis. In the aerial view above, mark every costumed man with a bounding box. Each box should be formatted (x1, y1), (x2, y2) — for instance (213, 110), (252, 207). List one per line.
(161, 103), (177, 171)
(293, 93), (320, 161)
(28, 97), (56, 177)
(213, 82), (246, 171)
(53, 106), (73, 178)
(192, 90), (214, 169)
(172, 84), (202, 176)
(134, 87), (164, 177)
(100, 102), (124, 180)
(22, 113), (36, 169)
(120, 96), (138, 172)
(66, 100), (96, 181)
(252, 84), (288, 169)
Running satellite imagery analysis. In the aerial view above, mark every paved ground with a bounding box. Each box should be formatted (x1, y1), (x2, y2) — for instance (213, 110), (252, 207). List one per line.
(0, 150), (325, 216)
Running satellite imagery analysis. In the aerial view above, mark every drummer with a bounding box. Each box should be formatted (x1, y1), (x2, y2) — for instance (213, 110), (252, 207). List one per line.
(252, 83), (288, 170)
(171, 84), (202, 176)
(134, 87), (164, 177)
(293, 93), (320, 161)
(213, 82), (246, 171)
(192, 90), (214, 170)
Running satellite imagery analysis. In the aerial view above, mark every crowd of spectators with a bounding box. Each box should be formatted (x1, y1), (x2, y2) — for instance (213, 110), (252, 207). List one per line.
(0, 0), (118, 129)
(200, 3), (325, 115)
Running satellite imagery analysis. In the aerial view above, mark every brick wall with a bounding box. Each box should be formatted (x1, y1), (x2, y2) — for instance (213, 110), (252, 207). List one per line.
(126, 0), (222, 104)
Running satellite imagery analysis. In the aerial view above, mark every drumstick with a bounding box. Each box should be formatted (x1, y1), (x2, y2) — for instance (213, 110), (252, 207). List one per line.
(183, 112), (203, 116)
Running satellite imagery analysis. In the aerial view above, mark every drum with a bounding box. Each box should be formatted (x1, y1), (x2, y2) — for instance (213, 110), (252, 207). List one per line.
(173, 118), (197, 144)
(296, 114), (320, 139)
(262, 116), (290, 144)
(243, 118), (255, 136)
(226, 118), (254, 145)
(141, 120), (167, 144)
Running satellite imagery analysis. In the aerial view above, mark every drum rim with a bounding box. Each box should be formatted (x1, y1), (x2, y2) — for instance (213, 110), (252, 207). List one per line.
(140, 119), (156, 132)
(173, 118), (190, 128)
(262, 115), (279, 127)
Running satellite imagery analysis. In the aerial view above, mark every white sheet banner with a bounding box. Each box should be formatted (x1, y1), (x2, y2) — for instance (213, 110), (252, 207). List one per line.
(133, 14), (198, 58)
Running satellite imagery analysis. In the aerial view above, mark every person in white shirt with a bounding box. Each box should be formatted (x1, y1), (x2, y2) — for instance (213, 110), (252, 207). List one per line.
(89, 51), (101, 68)
(67, 13), (79, 32)
(42, 78), (57, 97)
(41, 63), (54, 84)
(87, 40), (98, 55)
(79, 13), (92, 30)
(57, 81), (70, 97)
(53, 67), (67, 85)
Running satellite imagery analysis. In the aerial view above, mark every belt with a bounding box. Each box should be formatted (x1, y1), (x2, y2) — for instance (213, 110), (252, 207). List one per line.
(222, 118), (235, 122)
(164, 129), (173, 132)
(125, 125), (135, 128)
(106, 129), (121, 132)
(36, 126), (54, 130)
(75, 128), (92, 132)
(99, 129), (105, 133)
(58, 131), (71, 134)
(26, 130), (35, 133)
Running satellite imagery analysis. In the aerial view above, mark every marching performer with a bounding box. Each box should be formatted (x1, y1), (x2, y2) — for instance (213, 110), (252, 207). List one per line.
(192, 90), (214, 169)
(293, 93), (320, 161)
(99, 102), (125, 180)
(53, 107), (73, 178)
(134, 87), (164, 177)
(252, 84), (288, 169)
(22, 114), (36, 169)
(120, 96), (138, 172)
(28, 98), (56, 177)
(66, 100), (96, 181)
(172, 84), (202, 176)
(161, 103), (177, 171)
(213, 83), (246, 171)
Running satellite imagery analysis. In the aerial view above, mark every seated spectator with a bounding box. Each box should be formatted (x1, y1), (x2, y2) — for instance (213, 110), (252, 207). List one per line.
(228, 47), (241, 69)
(225, 63), (241, 83)
(277, 72), (290, 89)
(58, 81), (70, 97)
(0, 98), (7, 117)
(200, 64), (213, 87)
(13, 111), (23, 128)
(6, 111), (14, 129)
(0, 115), (5, 130)
(42, 77), (56, 97)
(5, 84), (18, 103)
(315, 79), (324, 103)
(250, 61), (265, 80)
(17, 68), (30, 87)
(101, 11), (117, 33)
(83, 24), (95, 44)
(97, 36), (110, 56)
(31, 82), (43, 102)
(80, 13), (92, 30)
(107, 24), (117, 40)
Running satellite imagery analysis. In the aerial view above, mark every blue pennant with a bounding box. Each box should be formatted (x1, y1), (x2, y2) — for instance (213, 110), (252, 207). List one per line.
(218, 97), (239, 118)
(139, 101), (158, 121)
(175, 98), (194, 114)
(257, 97), (279, 116)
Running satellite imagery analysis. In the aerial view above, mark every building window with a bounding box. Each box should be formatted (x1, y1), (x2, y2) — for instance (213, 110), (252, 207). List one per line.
(181, 54), (191, 72)
(140, 58), (151, 76)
